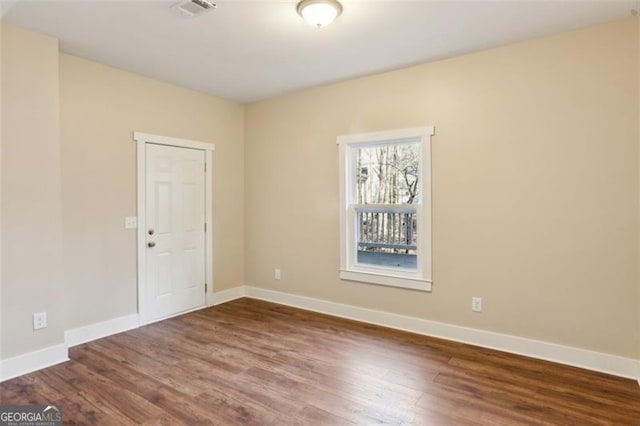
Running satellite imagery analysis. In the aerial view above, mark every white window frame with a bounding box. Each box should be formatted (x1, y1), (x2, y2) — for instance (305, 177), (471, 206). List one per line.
(337, 126), (434, 292)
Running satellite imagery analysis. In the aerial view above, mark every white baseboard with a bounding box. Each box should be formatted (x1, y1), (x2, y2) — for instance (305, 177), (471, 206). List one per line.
(210, 286), (246, 306)
(3, 286), (638, 385)
(0, 343), (68, 382)
(65, 313), (140, 348)
(244, 286), (640, 381)
(66, 285), (246, 343)
(1, 286), (244, 382)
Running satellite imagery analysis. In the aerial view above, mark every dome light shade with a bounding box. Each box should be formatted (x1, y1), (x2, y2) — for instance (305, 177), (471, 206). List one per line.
(297, 0), (343, 28)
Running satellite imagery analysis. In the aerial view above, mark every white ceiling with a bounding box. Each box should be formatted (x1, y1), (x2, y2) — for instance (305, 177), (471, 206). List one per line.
(2, 0), (638, 102)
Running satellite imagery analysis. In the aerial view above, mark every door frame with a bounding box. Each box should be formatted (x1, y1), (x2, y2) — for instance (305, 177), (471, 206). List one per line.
(133, 131), (214, 325)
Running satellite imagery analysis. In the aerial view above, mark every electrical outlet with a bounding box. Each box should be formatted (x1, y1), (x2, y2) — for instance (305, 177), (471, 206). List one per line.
(274, 269), (281, 280)
(471, 297), (482, 312)
(33, 312), (47, 330)
(125, 216), (138, 229)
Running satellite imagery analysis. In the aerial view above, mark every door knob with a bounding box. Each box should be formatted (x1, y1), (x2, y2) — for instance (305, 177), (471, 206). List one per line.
(147, 241), (156, 248)
(148, 229), (155, 235)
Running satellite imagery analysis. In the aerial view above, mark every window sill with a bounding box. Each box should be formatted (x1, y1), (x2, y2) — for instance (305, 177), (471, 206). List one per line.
(339, 269), (432, 292)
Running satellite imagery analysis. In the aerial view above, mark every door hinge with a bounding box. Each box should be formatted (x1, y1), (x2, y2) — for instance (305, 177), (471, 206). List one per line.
(204, 163), (207, 172)
(204, 223), (207, 232)
(205, 283), (208, 292)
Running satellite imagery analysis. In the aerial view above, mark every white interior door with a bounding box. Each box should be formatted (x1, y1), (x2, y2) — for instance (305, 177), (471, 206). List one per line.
(145, 143), (206, 322)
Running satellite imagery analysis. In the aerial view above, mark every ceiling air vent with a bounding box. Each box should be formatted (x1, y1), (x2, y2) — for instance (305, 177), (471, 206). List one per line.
(173, 0), (217, 17)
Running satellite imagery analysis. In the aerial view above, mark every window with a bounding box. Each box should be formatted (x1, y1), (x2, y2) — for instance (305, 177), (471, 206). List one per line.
(337, 127), (434, 291)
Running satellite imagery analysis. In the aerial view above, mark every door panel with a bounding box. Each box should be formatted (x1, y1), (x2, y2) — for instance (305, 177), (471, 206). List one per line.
(156, 253), (172, 297)
(146, 143), (206, 321)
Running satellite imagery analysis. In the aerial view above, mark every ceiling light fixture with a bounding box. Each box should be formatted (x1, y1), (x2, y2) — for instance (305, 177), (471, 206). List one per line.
(297, 0), (343, 28)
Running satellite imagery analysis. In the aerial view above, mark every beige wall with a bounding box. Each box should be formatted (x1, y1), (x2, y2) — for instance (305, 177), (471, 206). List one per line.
(2, 17), (639, 365)
(637, 15), (640, 364)
(1, 24), (65, 358)
(245, 18), (640, 358)
(0, 22), (245, 359)
(0, 21), (3, 358)
(59, 54), (245, 330)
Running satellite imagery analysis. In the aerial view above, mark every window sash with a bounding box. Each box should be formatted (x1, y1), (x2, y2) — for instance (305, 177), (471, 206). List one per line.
(348, 141), (424, 205)
(348, 141), (423, 207)
(347, 205), (424, 279)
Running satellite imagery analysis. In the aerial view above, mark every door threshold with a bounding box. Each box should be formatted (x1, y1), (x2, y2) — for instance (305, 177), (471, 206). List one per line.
(141, 303), (208, 326)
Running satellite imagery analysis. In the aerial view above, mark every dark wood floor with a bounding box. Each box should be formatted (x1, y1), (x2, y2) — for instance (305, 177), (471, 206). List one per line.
(1, 298), (639, 425)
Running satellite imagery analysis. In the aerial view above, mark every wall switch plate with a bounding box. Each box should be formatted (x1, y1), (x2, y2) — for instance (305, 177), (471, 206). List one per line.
(125, 216), (138, 229)
(275, 269), (281, 280)
(33, 312), (47, 330)
(471, 297), (482, 312)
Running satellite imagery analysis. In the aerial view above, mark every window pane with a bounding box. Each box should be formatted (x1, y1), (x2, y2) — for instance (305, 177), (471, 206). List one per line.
(356, 142), (420, 205)
(356, 208), (417, 270)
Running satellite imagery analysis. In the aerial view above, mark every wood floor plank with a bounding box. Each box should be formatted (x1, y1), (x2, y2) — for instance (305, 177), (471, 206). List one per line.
(141, 384), (221, 424)
(242, 365), (415, 424)
(1, 297), (639, 425)
(55, 362), (165, 424)
(297, 404), (353, 425)
(448, 355), (640, 407)
(433, 371), (619, 425)
(55, 392), (116, 426)
(0, 377), (53, 406)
